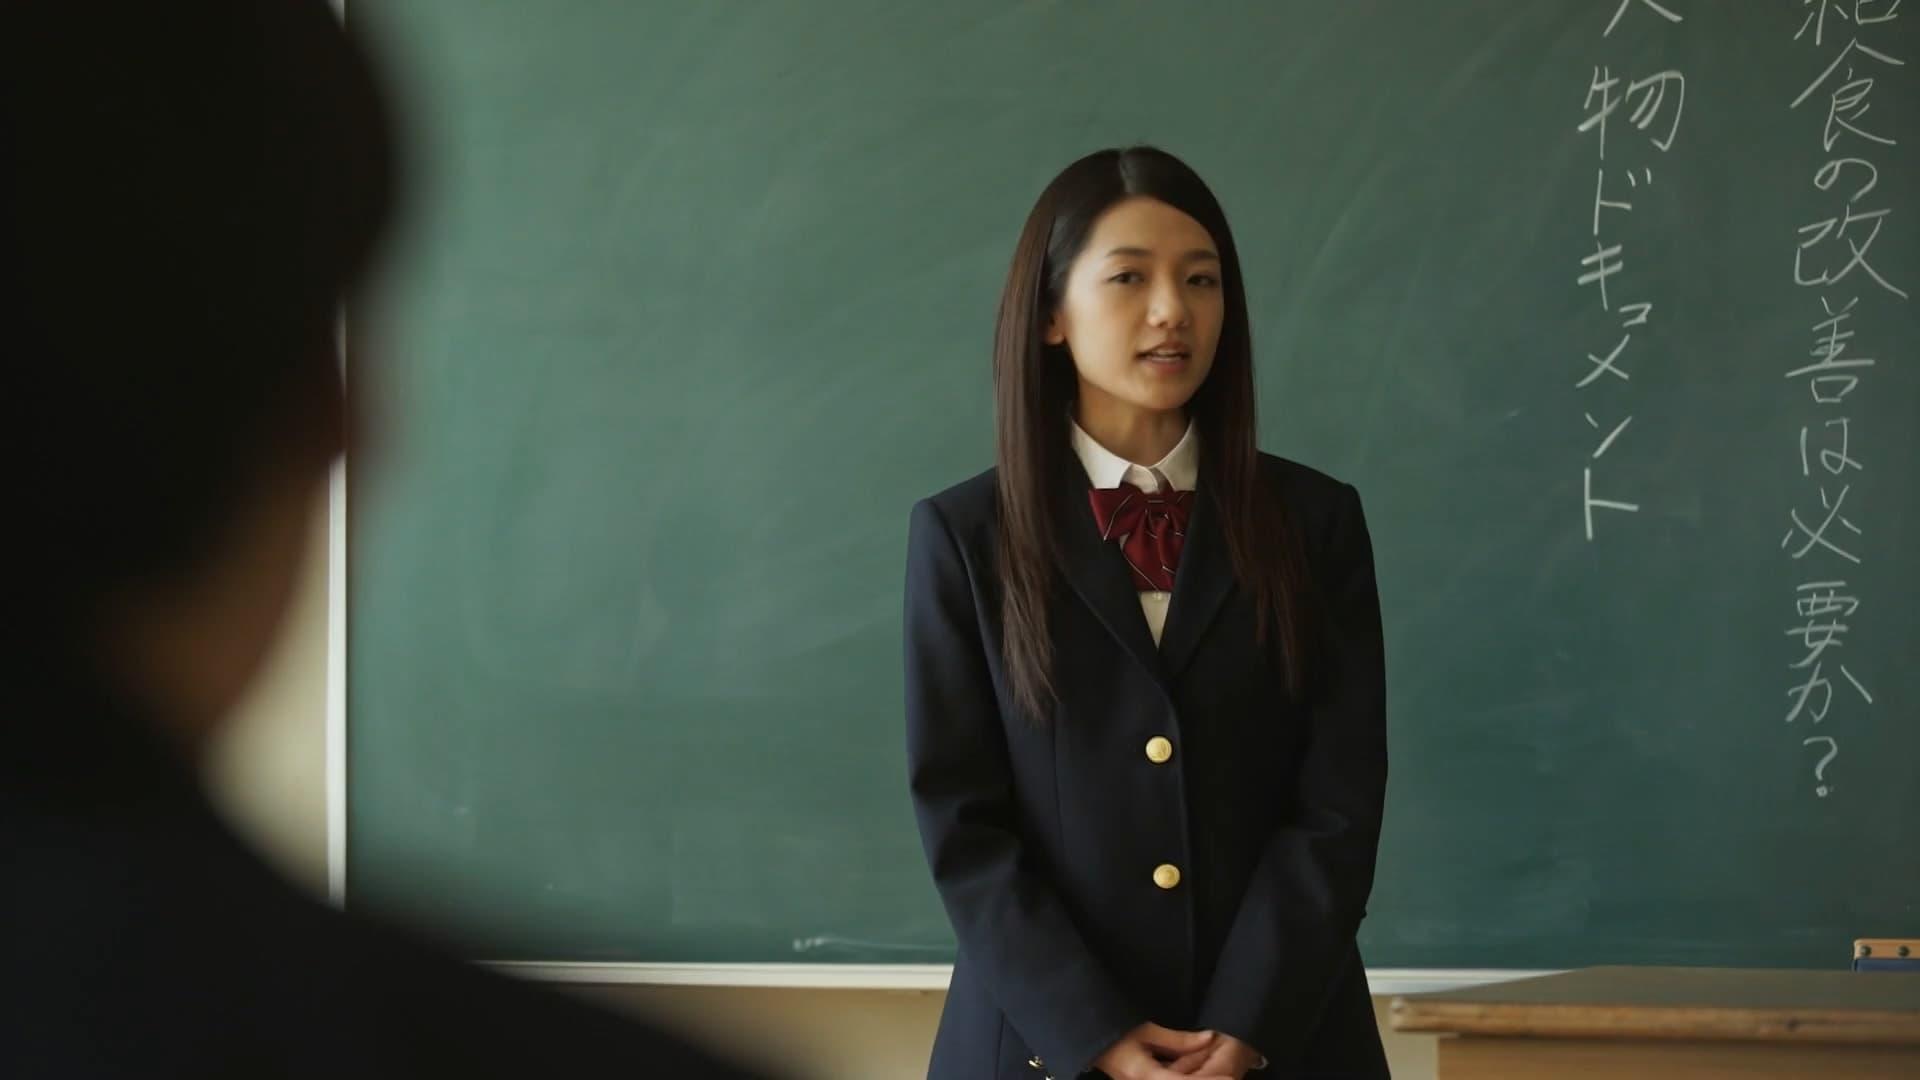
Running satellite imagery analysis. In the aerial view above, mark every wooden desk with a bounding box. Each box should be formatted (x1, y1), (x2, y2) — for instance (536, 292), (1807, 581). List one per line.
(1390, 966), (1920, 1079)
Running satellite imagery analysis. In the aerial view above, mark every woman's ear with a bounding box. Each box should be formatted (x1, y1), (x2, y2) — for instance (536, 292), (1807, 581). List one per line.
(1044, 312), (1066, 347)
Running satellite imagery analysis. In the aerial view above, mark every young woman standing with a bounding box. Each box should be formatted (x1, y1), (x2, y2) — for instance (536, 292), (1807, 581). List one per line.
(905, 147), (1389, 1080)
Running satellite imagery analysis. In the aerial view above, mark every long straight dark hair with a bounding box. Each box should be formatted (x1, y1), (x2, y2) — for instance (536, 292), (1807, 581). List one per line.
(992, 146), (1315, 721)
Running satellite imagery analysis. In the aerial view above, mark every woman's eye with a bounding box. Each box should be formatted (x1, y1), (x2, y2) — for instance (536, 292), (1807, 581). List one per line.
(1190, 273), (1220, 287)
(1108, 271), (1143, 284)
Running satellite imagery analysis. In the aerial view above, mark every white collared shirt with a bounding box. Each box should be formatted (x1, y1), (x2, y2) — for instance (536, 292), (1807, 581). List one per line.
(1069, 418), (1200, 646)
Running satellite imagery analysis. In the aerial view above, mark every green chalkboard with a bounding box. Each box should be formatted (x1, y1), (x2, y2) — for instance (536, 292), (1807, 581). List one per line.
(348, 1), (1920, 969)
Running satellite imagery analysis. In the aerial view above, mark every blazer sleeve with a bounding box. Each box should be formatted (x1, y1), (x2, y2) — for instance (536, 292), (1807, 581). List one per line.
(1194, 482), (1388, 1064)
(903, 498), (1139, 1078)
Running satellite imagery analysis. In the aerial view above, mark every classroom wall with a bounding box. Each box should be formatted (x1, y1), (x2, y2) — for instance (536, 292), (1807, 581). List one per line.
(207, 485), (1439, 1079)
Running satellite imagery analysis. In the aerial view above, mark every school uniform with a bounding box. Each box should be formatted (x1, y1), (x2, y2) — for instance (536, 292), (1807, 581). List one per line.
(904, 421), (1390, 1079)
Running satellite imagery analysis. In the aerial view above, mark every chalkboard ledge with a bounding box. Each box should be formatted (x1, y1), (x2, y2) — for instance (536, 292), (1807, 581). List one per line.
(483, 963), (1547, 995)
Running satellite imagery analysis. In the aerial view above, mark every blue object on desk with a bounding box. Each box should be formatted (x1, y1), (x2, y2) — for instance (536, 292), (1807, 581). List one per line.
(1854, 939), (1919, 972)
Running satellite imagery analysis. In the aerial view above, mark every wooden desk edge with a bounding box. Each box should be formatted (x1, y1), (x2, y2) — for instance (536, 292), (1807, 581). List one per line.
(1388, 998), (1920, 1046)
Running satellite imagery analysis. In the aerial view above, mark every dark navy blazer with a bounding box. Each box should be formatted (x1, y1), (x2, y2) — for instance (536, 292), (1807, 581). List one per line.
(904, 452), (1389, 1079)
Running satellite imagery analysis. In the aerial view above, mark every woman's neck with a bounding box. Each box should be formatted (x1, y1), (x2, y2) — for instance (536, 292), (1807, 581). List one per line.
(1074, 398), (1187, 466)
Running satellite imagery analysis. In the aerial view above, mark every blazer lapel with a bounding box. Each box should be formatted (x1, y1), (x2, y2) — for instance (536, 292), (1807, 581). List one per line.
(1158, 486), (1235, 679)
(1051, 468), (1168, 685)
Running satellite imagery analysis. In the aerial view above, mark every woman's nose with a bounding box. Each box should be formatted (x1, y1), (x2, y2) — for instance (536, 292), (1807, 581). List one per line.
(1148, 279), (1190, 328)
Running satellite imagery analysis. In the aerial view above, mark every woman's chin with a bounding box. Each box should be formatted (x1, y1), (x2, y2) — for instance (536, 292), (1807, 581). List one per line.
(1127, 382), (1202, 414)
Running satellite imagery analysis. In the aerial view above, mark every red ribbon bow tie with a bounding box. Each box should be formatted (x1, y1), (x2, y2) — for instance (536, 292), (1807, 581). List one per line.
(1087, 482), (1194, 592)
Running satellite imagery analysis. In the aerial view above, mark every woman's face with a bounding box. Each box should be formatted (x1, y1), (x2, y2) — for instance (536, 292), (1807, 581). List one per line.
(1046, 196), (1224, 420)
